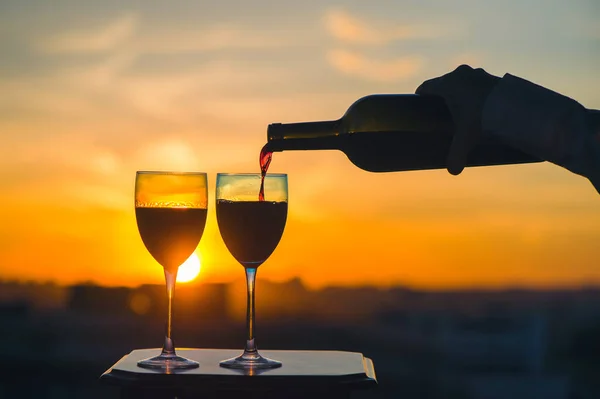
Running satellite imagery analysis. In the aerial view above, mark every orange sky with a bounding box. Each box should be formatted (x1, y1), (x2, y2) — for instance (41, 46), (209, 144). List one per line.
(0, 1), (599, 290)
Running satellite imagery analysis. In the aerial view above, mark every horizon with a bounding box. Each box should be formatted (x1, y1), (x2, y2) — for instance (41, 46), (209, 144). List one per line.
(4, 275), (600, 294)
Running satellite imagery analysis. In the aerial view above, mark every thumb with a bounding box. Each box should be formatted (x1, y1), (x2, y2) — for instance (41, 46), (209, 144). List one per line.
(415, 77), (445, 97)
(447, 131), (469, 175)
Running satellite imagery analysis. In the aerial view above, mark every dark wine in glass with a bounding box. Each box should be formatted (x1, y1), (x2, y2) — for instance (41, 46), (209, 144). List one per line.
(216, 173), (288, 369)
(134, 171), (208, 371)
(136, 208), (207, 271)
(217, 201), (287, 267)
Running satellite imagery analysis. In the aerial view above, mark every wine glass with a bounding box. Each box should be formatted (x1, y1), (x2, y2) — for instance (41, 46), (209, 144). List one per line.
(216, 173), (288, 369)
(134, 171), (208, 371)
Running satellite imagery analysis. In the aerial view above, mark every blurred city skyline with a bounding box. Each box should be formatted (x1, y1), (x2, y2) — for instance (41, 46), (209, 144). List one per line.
(0, 0), (599, 289)
(1, 278), (600, 398)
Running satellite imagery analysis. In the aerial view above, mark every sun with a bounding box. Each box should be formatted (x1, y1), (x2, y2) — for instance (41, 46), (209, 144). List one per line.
(177, 252), (202, 283)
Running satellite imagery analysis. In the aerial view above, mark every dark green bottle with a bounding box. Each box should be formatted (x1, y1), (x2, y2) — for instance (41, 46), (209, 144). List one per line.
(265, 94), (542, 172)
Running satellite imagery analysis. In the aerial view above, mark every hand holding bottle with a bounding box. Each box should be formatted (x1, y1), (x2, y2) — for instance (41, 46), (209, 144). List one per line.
(266, 63), (598, 192)
(415, 65), (500, 176)
(417, 65), (600, 193)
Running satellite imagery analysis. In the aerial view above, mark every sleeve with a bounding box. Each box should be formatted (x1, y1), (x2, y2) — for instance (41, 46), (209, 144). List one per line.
(482, 73), (600, 193)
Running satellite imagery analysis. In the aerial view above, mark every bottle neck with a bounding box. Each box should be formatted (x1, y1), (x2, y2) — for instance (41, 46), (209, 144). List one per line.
(267, 120), (341, 152)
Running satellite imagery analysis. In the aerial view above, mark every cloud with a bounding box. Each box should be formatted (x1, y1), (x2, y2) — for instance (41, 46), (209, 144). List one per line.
(6, 132), (123, 178)
(327, 49), (423, 82)
(135, 26), (290, 54)
(37, 13), (291, 57)
(322, 8), (462, 81)
(324, 8), (460, 45)
(70, 52), (137, 88)
(38, 13), (139, 54)
(0, 53), (294, 129)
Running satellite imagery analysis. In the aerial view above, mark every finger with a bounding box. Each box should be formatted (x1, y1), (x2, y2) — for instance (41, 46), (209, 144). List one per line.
(416, 65), (475, 95)
(455, 64), (474, 74)
(447, 131), (470, 175)
(415, 77), (444, 95)
(448, 118), (482, 175)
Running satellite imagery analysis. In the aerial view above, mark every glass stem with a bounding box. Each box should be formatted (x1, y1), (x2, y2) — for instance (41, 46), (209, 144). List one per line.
(244, 267), (257, 354)
(162, 267), (177, 356)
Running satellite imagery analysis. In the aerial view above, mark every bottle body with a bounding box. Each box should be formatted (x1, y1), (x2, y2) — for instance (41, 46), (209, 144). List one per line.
(266, 95), (541, 172)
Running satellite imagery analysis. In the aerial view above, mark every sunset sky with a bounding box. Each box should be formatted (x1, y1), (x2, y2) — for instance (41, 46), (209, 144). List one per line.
(0, 0), (599, 290)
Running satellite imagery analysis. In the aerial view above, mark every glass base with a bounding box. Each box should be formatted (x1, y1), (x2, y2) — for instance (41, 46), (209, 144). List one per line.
(137, 353), (199, 371)
(220, 350), (282, 370)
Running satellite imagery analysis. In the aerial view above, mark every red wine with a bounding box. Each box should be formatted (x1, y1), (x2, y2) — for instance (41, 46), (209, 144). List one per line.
(136, 207), (207, 271)
(216, 200), (287, 268)
(259, 145), (272, 201)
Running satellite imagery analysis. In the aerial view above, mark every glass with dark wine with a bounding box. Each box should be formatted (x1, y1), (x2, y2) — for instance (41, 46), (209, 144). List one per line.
(134, 171), (208, 371)
(216, 173), (288, 369)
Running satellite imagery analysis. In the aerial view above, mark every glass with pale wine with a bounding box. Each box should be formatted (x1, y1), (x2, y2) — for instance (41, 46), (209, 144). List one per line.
(134, 171), (208, 371)
(216, 173), (288, 369)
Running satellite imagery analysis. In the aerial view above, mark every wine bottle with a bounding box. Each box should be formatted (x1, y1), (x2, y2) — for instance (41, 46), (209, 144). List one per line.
(265, 94), (541, 172)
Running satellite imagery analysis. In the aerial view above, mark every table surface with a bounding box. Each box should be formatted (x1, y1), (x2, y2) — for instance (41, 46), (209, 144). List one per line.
(100, 348), (377, 391)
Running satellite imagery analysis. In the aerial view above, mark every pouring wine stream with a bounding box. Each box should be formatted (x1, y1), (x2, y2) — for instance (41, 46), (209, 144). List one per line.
(259, 145), (272, 202)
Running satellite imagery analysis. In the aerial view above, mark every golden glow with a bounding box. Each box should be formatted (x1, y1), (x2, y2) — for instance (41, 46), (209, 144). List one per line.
(177, 253), (202, 283)
(0, 4), (599, 291)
